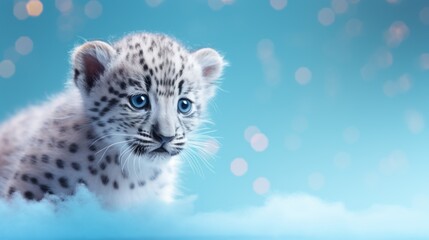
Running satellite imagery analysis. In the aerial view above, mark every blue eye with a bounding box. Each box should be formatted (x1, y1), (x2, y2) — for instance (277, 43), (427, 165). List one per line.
(129, 94), (149, 109)
(178, 98), (192, 114)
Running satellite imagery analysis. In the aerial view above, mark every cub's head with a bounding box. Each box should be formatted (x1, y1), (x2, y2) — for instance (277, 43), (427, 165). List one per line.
(72, 33), (225, 162)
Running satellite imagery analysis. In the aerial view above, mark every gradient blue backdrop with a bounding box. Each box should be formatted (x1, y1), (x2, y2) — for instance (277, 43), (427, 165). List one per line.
(1, 0), (429, 236)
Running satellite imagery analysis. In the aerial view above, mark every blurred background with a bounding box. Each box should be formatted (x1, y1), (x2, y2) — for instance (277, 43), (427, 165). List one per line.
(1, 0), (429, 221)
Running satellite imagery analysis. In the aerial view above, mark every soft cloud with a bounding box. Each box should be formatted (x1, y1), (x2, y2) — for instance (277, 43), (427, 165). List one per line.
(1, 187), (428, 239)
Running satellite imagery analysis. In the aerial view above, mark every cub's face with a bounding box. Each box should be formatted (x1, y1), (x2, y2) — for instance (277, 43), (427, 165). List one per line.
(72, 33), (225, 162)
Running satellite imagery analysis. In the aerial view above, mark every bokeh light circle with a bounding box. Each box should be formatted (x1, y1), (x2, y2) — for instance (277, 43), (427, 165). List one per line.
(383, 74), (412, 97)
(334, 152), (351, 169)
(343, 126), (360, 144)
(345, 18), (362, 37)
(257, 39), (274, 61)
(85, 0), (103, 19)
(253, 177), (270, 195)
(379, 150), (408, 175)
(15, 36), (33, 55)
(385, 21), (409, 47)
(420, 7), (429, 25)
(386, 0), (401, 4)
(244, 126), (260, 142)
(0, 60), (16, 78)
(420, 53), (429, 70)
(295, 67), (312, 85)
(14, 2), (29, 20)
(318, 8), (335, 26)
(230, 158), (248, 176)
(250, 133), (269, 152)
(55, 0), (73, 13)
(26, 0), (44, 17)
(146, 0), (163, 7)
(405, 110), (425, 134)
(375, 48), (393, 68)
(208, 0), (224, 11)
(308, 172), (325, 190)
(204, 139), (220, 155)
(270, 0), (287, 10)
(331, 0), (348, 14)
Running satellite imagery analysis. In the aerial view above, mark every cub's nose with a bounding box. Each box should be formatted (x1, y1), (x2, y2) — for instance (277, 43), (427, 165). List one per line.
(151, 124), (174, 144)
(152, 131), (174, 144)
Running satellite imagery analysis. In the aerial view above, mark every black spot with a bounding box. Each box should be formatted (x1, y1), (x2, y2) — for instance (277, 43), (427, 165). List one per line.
(59, 126), (67, 133)
(178, 80), (184, 95)
(120, 82), (126, 90)
(100, 162), (106, 170)
(78, 178), (87, 186)
(56, 159), (65, 169)
(143, 64), (148, 71)
(21, 174), (29, 182)
(57, 140), (66, 148)
(30, 177), (38, 185)
(44, 172), (54, 180)
(100, 96), (108, 102)
(24, 191), (34, 200)
(113, 181), (119, 189)
(71, 162), (81, 171)
(108, 86), (117, 95)
(74, 68), (80, 81)
(30, 155), (37, 164)
(138, 181), (146, 187)
(39, 184), (51, 193)
(87, 130), (96, 140)
(88, 155), (95, 162)
(105, 155), (112, 164)
(58, 177), (69, 188)
(8, 187), (16, 195)
(89, 145), (97, 152)
(69, 143), (79, 153)
(108, 98), (119, 107)
(129, 183), (135, 190)
(88, 166), (98, 175)
(150, 169), (161, 181)
(144, 76), (152, 91)
(101, 175), (109, 185)
(41, 154), (50, 163)
(73, 124), (81, 131)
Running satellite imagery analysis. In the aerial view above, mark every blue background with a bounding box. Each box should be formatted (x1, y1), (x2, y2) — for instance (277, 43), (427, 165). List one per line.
(1, 0), (429, 238)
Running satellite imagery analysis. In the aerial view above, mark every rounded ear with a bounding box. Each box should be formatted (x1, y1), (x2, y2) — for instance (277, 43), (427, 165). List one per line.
(192, 48), (226, 98)
(193, 48), (226, 82)
(72, 41), (115, 94)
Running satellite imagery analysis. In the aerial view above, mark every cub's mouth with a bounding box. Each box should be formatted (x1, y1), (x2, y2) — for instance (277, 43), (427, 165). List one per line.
(129, 139), (180, 157)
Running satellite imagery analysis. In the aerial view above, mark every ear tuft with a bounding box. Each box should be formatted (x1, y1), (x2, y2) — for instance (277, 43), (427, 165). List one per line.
(193, 48), (226, 82)
(72, 41), (115, 93)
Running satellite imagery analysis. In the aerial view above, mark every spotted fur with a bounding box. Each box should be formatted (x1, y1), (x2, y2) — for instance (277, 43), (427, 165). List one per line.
(0, 33), (226, 207)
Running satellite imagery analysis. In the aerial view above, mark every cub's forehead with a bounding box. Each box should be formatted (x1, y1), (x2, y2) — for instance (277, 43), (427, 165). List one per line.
(113, 33), (191, 66)
(106, 33), (199, 96)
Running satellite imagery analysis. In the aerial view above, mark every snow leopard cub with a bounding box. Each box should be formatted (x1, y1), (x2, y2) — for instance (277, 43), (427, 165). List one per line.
(0, 32), (226, 207)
